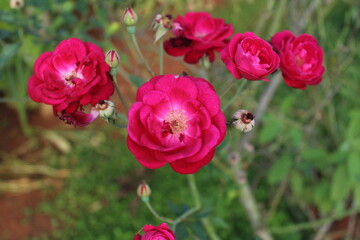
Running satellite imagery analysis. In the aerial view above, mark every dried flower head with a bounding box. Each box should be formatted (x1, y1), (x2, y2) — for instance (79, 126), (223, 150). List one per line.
(231, 110), (255, 132)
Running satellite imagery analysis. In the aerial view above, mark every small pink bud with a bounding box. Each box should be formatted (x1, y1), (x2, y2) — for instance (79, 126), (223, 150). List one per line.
(137, 182), (151, 201)
(122, 7), (138, 26)
(231, 110), (255, 132)
(105, 50), (120, 68)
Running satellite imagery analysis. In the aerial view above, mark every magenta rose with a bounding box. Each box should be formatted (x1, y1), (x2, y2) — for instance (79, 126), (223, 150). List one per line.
(164, 12), (233, 64)
(133, 223), (175, 240)
(221, 32), (280, 81)
(28, 38), (114, 126)
(271, 30), (325, 90)
(127, 74), (226, 174)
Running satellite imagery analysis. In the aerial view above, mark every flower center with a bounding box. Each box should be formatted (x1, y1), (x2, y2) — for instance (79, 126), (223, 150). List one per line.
(62, 62), (84, 87)
(161, 110), (188, 142)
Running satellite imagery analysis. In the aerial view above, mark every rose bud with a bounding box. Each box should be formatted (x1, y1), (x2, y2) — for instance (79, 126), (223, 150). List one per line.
(137, 182), (151, 201)
(105, 50), (120, 68)
(231, 110), (255, 132)
(122, 7), (138, 26)
(95, 100), (115, 121)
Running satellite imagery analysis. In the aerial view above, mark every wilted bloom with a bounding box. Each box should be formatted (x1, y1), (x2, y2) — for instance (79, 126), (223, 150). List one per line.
(221, 32), (280, 81)
(137, 182), (151, 200)
(271, 30), (325, 90)
(152, 14), (173, 42)
(164, 12), (233, 64)
(27, 38), (114, 126)
(134, 223), (175, 240)
(127, 74), (226, 174)
(105, 50), (120, 68)
(95, 100), (115, 120)
(231, 110), (255, 132)
(122, 7), (138, 26)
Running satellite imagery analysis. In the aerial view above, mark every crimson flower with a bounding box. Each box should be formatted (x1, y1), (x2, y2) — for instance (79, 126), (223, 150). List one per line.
(271, 30), (325, 89)
(127, 74), (226, 174)
(221, 32), (280, 81)
(27, 38), (114, 126)
(133, 223), (175, 240)
(164, 12), (233, 64)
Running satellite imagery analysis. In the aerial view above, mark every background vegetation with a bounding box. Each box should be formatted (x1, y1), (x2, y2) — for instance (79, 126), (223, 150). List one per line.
(0, 0), (359, 239)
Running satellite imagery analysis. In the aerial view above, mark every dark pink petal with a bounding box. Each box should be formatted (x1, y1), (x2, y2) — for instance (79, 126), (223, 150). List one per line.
(53, 38), (87, 61)
(60, 108), (99, 127)
(271, 30), (295, 51)
(170, 148), (215, 174)
(127, 137), (168, 169)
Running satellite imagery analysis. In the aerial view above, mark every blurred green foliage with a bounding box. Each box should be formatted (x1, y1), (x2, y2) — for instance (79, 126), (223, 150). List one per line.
(1, 0), (359, 239)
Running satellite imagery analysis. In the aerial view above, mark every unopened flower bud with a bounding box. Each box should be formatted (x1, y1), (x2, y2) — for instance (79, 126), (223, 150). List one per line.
(122, 7), (138, 26)
(95, 100), (115, 120)
(231, 110), (255, 132)
(137, 182), (151, 202)
(105, 50), (120, 68)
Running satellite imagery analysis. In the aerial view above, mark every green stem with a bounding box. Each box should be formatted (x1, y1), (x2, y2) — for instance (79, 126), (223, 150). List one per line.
(270, 207), (360, 234)
(222, 80), (248, 111)
(130, 33), (155, 77)
(173, 174), (220, 240)
(144, 201), (174, 224)
(159, 37), (164, 75)
(112, 71), (129, 113)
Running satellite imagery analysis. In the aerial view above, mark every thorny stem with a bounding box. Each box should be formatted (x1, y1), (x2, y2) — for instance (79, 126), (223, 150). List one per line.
(130, 33), (155, 77)
(144, 201), (174, 224)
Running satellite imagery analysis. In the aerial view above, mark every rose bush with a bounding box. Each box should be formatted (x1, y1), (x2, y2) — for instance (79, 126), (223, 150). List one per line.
(221, 32), (280, 81)
(27, 38), (114, 126)
(127, 74), (226, 174)
(164, 12), (233, 64)
(133, 223), (175, 240)
(271, 30), (325, 89)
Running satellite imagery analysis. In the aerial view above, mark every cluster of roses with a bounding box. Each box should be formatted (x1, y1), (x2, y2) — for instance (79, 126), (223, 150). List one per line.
(27, 11), (324, 238)
(165, 12), (324, 87)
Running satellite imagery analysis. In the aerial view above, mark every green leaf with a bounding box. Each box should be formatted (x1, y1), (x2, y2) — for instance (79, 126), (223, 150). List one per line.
(189, 221), (207, 239)
(354, 186), (360, 208)
(290, 171), (303, 196)
(330, 165), (351, 202)
(347, 152), (360, 183)
(267, 155), (292, 184)
(0, 42), (21, 69)
(210, 217), (230, 229)
(347, 110), (360, 140)
(302, 148), (329, 168)
(259, 114), (282, 144)
(174, 222), (189, 240)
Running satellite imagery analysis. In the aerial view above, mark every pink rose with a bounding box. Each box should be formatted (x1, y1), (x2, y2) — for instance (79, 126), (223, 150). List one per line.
(164, 12), (233, 64)
(271, 30), (325, 90)
(127, 74), (226, 174)
(28, 38), (114, 126)
(134, 223), (175, 240)
(221, 32), (280, 81)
